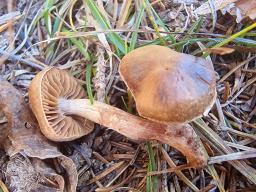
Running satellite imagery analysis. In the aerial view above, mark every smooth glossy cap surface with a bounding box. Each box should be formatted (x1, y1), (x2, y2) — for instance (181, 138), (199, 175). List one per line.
(29, 67), (94, 141)
(119, 45), (216, 123)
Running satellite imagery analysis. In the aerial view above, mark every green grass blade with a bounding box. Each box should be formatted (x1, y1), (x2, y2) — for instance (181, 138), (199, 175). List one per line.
(42, 0), (56, 62)
(146, 0), (176, 44)
(188, 16), (204, 34)
(202, 22), (256, 57)
(53, 0), (68, 33)
(62, 28), (91, 60)
(43, 0), (55, 36)
(129, 5), (145, 51)
(176, 16), (204, 51)
(146, 142), (158, 192)
(142, 0), (166, 46)
(86, 64), (94, 104)
(141, 35), (176, 46)
(70, 38), (90, 60)
(213, 23), (256, 47)
(45, 42), (56, 63)
(53, 17), (61, 35)
(85, 0), (126, 54)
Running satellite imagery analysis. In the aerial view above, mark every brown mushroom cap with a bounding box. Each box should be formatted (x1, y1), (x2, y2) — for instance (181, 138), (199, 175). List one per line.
(119, 45), (217, 123)
(29, 67), (94, 141)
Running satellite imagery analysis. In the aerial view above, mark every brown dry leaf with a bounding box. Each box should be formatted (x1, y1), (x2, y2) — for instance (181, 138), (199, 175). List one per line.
(0, 80), (78, 192)
(203, 47), (235, 55)
(0, 109), (8, 148)
(195, 0), (238, 14)
(5, 154), (64, 192)
(195, 0), (256, 22)
(233, 0), (256, 21)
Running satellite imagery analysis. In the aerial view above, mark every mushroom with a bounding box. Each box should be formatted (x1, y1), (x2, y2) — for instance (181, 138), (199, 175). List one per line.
(29, 46), (216, 168)
(119, 45), (216, 123)
(29, 68), (95, 141)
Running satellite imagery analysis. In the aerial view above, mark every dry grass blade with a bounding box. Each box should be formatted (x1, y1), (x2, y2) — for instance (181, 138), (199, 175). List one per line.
(104, 145), (142, 189)
(95, 168), (136, 192)
(161, 146), (199, 192)
(0, 179), (9, 192)
(203, 47), (235, 55)
(197, 131), (225, 192)
(147, 164), (192, 176)
(208, 150), (256, 164)
(218, 55), (256, 83)
(195, 119), (256, 185)
(223, 127), (256, 140)
(87, 161), (125, 184)
(0, 49), (45, 70)
(224, 110), (256, 129)
(0, 11), (21, 25)
(116, 0), (132, 28)
(0, 23), (10, 33)
(198, 184), (216, 192)
(222, 76), (256, 107)
(208, 0), (218, 30)
(224, 141), (256, 151)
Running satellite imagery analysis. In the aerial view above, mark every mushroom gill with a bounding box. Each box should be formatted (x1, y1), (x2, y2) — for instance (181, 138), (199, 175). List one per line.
(29, 67), (94, 141)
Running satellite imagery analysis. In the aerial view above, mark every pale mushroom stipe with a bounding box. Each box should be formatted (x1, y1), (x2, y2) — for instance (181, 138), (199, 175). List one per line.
(29, 45), (217, 168)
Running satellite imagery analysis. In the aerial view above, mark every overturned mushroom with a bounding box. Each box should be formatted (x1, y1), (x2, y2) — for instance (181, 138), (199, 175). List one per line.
(29, 68), (95, 141)
(29, 46), (216, 168)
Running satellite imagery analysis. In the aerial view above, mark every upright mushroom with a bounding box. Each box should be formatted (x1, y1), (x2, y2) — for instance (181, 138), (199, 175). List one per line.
(119, 45), (216, 123)
(29, 46), (216, 168)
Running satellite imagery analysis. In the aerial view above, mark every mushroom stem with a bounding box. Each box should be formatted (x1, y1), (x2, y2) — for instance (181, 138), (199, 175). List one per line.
(59, 98), (206, 168)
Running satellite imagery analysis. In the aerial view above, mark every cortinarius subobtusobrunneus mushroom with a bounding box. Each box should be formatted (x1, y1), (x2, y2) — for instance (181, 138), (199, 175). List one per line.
(29, 68), (94, 141)
(119, 45), (216, 123)
(29, 45), (216, 168)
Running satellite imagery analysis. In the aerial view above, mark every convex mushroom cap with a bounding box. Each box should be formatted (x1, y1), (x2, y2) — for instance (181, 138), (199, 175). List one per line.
(119, 45), (217, 123)
(29, 67), (94, 141)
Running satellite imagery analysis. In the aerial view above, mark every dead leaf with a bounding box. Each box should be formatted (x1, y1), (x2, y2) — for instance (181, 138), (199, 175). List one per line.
(195, 0), (256, 22)
(195, 0), (237, 15)
(5, 154), (64, 192)
(203, 47), (235, 55)
(0, 80), (78, 192)
(233, 0), (256, 22)
(0, 111), (8, 149)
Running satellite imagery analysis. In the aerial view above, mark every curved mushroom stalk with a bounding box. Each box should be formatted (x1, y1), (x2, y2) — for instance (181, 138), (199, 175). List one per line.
(29, 67), (209, 169)
(59, 98), (206, 168)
